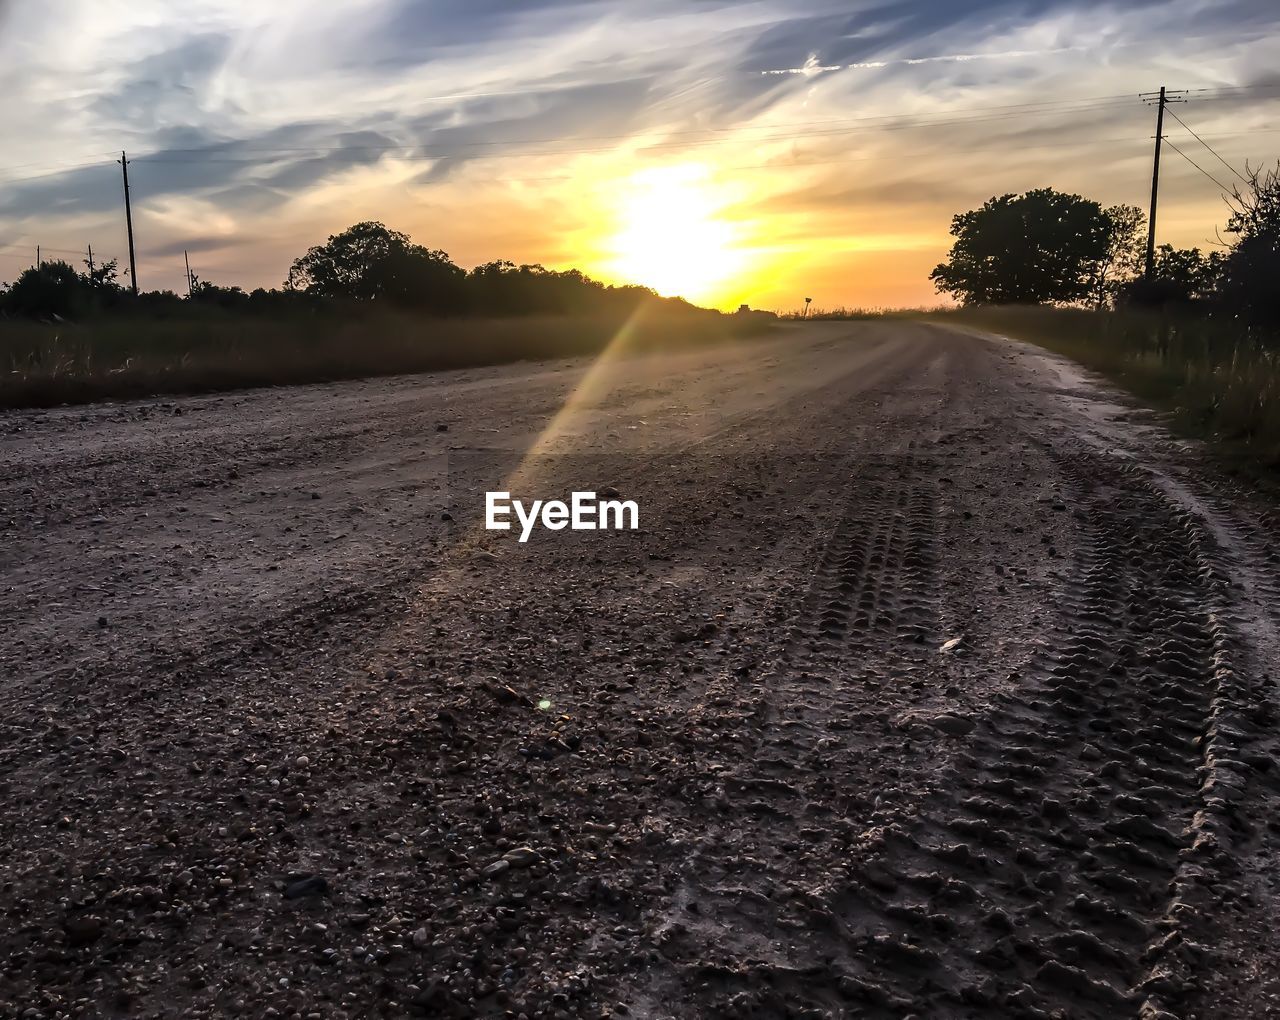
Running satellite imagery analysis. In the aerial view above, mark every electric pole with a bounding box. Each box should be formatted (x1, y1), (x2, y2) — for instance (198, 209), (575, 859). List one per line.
(36, 245), (40, 269)
(185, 250), (193, 297)
(119, 151), (139, 296)
(1140, 87), (1187, 280)
(87, 244), (94, 276)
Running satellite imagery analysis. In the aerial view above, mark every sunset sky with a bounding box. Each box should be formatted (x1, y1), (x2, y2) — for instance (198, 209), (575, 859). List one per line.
(0, 0), (1277, 311)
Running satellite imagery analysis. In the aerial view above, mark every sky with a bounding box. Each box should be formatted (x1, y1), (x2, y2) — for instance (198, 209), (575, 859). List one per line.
(0, 0), (1277, 311)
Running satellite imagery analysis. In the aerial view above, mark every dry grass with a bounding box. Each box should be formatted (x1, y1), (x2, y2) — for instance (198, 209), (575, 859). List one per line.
(929, 305), (1280, 465)
(0, 303), (776, 408)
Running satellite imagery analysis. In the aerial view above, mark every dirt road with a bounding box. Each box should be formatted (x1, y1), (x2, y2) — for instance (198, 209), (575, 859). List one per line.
(3, 321), (1280, 1019)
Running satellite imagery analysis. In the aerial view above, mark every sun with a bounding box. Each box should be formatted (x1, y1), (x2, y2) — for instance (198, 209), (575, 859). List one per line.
(605, 165), (750, 306)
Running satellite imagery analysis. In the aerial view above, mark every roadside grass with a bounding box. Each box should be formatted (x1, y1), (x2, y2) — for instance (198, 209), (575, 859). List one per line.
(0, 303), (777, 409)
(927, 305), (1280, 467)
(781, 305), (944, 321)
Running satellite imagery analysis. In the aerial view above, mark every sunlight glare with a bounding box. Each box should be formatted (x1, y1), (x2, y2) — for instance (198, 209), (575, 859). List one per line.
(606, 165), (750, 305)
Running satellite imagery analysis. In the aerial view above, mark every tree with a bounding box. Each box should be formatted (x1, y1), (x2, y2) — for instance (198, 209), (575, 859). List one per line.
(84, 255), (122, 292)
(1120, 245), (1223, 306)
(1221, 162), (1280, 327)
(930, 188), (1113, 305)
(2, 258), (124, 318)
(286, 221), (465, 312)
(1090, 205), (1146, 309)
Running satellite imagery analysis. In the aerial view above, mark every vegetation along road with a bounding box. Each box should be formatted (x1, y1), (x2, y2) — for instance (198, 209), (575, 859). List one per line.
(3, 322), (1280, 1018)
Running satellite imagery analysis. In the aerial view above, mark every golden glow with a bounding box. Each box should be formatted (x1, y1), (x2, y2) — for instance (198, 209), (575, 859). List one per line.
(603, 165), (751, 306)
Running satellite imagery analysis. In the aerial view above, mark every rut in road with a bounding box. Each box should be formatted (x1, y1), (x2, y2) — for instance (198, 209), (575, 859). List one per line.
(648, 441), (1270, 1019)
(825, 450), (1227, 1017)
(808, 462), (938, 654)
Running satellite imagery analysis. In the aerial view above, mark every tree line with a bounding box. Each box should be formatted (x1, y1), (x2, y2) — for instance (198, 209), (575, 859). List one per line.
(931, 163), (1280, 328)
(0, 221), (672, 321)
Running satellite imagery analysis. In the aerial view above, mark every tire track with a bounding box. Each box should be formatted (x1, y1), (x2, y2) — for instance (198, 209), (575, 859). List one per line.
(821, 450), (1256, 1018)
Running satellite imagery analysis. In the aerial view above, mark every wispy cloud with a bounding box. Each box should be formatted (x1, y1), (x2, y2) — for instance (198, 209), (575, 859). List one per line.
(761, 45), (1090, 75)
(0, 0), (1276, 304)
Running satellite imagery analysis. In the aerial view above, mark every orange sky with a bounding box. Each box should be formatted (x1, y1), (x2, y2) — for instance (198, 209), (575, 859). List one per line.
(0, 1), (1277, 311)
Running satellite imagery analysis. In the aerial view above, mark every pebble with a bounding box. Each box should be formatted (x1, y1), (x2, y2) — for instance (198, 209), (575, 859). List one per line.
(283, 875), (328, 899)
(504, 847), (543, 868)
(932, 713), (976, 736)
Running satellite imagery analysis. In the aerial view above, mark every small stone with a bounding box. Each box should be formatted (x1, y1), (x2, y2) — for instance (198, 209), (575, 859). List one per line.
(412, 927), (430, 949)
(503, 847), (543, 868)
(932, 713), (975, 736)
(295, 755), (310, 768)
(283, 874), (328, 899)
(483, 860), (511, 878)
(64, 916), (104, 946)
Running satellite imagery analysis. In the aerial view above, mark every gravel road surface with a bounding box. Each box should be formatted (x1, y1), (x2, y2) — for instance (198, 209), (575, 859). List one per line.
(3, 322), (1280, 1019)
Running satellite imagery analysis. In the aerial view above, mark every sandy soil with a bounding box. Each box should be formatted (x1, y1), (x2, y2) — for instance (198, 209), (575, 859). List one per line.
(3, 321), (1280, 1019)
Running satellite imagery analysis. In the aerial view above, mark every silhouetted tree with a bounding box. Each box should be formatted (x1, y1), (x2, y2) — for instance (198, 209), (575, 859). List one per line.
(84, 256), (122, 292)
(2, 258), (125, 318)
(286, 221), (466, 312)
(931, 188), (1113, 305)
(1121, 245), (1225, 307)
(1221, 162), (1280, 327)
(190, 278), (252, 309)
(1090, 205), (1146, 309)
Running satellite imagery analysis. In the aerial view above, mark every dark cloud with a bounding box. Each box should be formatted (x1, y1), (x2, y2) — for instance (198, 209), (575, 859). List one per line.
(89, 33), (235, 130)
(734, 0), (1163, 74)
(362, 0), (773, 68)
(402, 76), (657, 182)
(364, 0), (600, 64)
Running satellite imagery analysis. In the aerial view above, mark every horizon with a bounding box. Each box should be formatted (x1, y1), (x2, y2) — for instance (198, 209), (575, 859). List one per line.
(1, 1), (1278, 311)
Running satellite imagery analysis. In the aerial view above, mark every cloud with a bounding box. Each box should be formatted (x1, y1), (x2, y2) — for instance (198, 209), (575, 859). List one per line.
(0, 0), (1276, 305)
(88, 32), (236, 131)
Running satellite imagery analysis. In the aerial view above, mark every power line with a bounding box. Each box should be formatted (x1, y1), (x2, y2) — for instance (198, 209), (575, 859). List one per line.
(132, 106), (1149, 167)
(2, 126), (1276, 202)
(0, 103), (1138, 179)
(0, 243), (84, 255)
(1141, 87), (1181, 278)
(1166, 107), (1248, 184)
(1164, 138), (1234, 193)
(4, 84), (1274, 181)
(143, 95), (1147, 158)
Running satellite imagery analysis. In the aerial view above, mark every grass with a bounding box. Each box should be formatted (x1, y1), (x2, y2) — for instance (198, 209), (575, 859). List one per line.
(927, 305), (1280, 467)
(0, 302), (777, 409)
(781, 305), (940, 321)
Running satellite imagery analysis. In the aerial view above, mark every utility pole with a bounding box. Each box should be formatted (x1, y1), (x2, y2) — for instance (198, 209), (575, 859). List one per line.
(87, 244), (95, 276)
(185, 250), (193, 297)
(119, 151), (139, 296)
(36, 245), (40, 269)
(1140, 87), (1187, 280)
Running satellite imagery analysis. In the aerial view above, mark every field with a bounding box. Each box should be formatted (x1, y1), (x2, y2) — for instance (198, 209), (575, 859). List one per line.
(0, 302), (775, 408)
